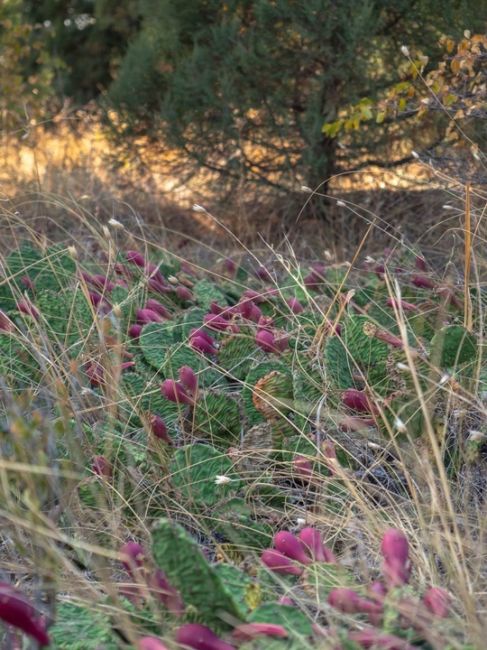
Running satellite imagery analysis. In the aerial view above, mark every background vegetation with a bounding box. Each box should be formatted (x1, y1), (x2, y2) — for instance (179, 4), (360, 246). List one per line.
(0, 2), (486, 649)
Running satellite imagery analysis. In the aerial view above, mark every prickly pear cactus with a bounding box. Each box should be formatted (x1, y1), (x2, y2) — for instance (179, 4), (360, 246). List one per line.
(170, 443), (242, 507)
(163, 342), (221, 388)
(243, 361), (292, 427)
(179, 307), (207, 340)
(36, 245), (77, 291)
(192, 391), (241, 445)
(151, 518), (246, 629)
(139, 321), (177, 370)
(121, 371), (183, 430)
(325, 315), (390, 394)
(247, 603), (312, 638)
(292, 361), (324, 432)
(219, 328), (258, 381)
(213, 497), (272, 551)
(35, 289), (93, 352)
(49, 601), (119, 650)
(193, 279), (228, 310)
(430, 324), (477, 368)
(0, 334), (40, 387)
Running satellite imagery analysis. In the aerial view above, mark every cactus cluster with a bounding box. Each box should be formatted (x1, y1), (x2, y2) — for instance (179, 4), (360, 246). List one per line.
(0, 240), (483, 648)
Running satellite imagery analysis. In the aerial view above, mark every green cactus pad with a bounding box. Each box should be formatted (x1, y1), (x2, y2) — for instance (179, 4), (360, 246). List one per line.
(162, 342), (221, 388)
(139, 321), (177, 370)
(248, 603), (312, 636)
(292, 361), (324, 431)
(170, 443), (242, 506)
(34, 245), (76, 292)
(121, 371), (183, 430)
(192, 391), (241, 445)
(151, 518), (244, 629)
(325, 315), (390, 393)
(243, 361), (292, 426)
(430, 324), (477, 367)
(212, 497), (273, 550)
(49, 601), (119, 649)
(0, 334), (40, 386)
(193, 279), (228, 310)
(35, 289), (93, 352)
(180, 307), (207, 340)
(219, 329), (259, 381)
(212, 563), (261, 617)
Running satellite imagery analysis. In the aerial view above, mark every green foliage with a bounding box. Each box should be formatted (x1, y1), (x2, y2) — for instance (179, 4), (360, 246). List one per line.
(139, 321), (177, 370)
(219, 329), (258, 381)
(107, 0), (487, 195)
(192, 391), (241, 445)
(430, 325), (478, 368)
(325, 315), (390, 394)
(248, 603), (312, 636)
(152, 518), (246, 629)
(49, 601), (119, 649)
(170, 444), (242, 507)
(192, 279), (228, 311)
(243, 361), (292, 427)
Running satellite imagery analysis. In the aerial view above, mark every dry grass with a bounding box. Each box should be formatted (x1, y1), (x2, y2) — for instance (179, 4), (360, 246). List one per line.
(0, 118), (487, 648)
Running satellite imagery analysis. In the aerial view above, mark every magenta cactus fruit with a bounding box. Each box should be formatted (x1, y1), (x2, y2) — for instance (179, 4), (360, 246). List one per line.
(20, 274), (35, 291)
(380, 528), (411, 587)
(178, 366), (198, 394)
(203, 313), (231, 331)
(190, 334), (217, 355)
(232, 622), (288, 640)
(150, 415), (171, 443)
(0, 310), (13, 332)
(138, 637), (170, 650)
(145, 299), (170, 319)
(286, 297), (304, 314)
(386, 297), (419, 313)
(0, 582), (50, 647)
(149, 570), (184, 615)
(129, 324), (143, 339)
(348, 628), (415, 649)
(415, 256), (427, 271)
(412, 274), (435, 289)
(126, 250), (146, 267)
(85, 361), (104, 387)
(273, 531), (313, 565)
(260, 549), (303, 576)
(255, 265), (272, 281)
(341, 389), (376, 414)
(304, 264), (326, 288)
(88, 291), (103, 307)
(175, 623), (236, 650)
(256, 329), (277, 353)
(148, 277), (172, 295)
(298, 527), (336, 563)
(137, 308), (164, 325)
(176, 286), (193, 301)
(274, 331), (289, 352)
(120, 542), (145, 574)
(16, 299), (39, 320)
(369, 581), (388, 599)
(293, 455), (313, 481)
(92, 455), (112, 478)
(423, 587), (450, 618)
(243, 289), (265, 304)
(328, 588), (383, 616)
(160, 379), (194, 405)
(223, 257), (236, 274)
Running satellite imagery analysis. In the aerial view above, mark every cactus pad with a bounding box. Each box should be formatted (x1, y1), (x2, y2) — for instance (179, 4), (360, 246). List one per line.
(170, 443), (242, 506)
(151, 518), (244, 629)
